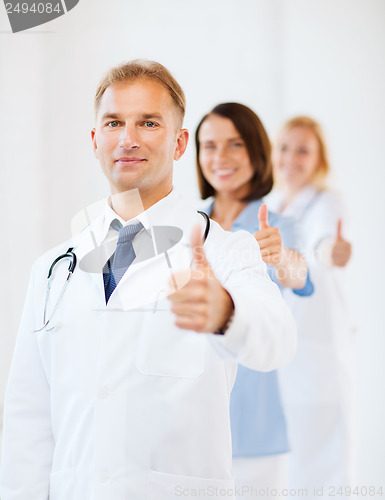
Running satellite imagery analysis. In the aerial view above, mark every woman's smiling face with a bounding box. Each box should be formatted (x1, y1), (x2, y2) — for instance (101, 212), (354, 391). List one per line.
(273, 126), (321, 191)
(198, 114), (254, 198)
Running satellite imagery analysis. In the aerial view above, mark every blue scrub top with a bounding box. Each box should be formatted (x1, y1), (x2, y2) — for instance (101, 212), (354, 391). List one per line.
(203, 198), (313, 458)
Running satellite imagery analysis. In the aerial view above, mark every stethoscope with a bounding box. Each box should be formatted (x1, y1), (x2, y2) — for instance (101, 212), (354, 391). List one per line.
(34, 247), (77, 332)
(34, 212), (210, 333)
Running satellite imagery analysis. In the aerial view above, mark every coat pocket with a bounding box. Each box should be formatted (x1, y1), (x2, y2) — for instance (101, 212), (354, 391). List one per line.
(149, 469), (235, 500)
(135, 299), (206, 379)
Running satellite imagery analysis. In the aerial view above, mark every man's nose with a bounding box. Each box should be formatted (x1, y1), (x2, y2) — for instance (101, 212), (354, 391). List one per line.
(119, 124), (140, 149)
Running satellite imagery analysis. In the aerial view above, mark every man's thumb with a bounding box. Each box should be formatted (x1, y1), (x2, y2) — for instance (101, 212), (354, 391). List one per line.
(190, 223), (208, 268)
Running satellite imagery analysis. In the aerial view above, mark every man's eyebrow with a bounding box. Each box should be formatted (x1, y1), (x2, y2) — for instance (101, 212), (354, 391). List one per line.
(100, 112), (121, 121)
(99, 112), (164, 121)
(142, 113), (164, 121)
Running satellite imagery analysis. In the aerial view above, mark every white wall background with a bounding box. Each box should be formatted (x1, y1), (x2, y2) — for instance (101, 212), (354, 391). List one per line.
(0, 0), (384, 487)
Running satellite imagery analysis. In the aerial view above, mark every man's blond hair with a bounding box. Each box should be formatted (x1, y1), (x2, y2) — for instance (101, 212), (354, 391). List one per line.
(94, 59), (186, 128)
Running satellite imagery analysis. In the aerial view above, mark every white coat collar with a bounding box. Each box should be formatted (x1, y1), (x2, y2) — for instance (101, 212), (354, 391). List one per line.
(70, 189), (199, 308)
(269, 185), (321, 221)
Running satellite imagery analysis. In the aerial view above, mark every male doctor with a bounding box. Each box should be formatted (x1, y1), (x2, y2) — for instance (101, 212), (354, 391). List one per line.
(0, 60), (296, 500)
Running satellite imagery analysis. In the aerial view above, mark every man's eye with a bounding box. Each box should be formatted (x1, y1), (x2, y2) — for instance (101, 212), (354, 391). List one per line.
(107, 121), (120, 128)
(144, 121), (157, 128)
(203, 144), (215, 150)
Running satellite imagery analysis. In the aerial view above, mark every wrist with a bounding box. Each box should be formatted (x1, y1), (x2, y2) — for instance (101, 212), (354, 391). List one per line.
(214, 292), (235, 335)
(272, 247), (288, 271)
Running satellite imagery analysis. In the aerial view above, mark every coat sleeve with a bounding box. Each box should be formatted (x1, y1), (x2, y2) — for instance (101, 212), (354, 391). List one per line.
(268, 212), (314, 297)
(0, 261), (54, 500)
(206, 224), (297, 372)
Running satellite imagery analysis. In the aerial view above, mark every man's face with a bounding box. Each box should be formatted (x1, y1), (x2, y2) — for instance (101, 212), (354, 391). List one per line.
(91, 78), (188, 207)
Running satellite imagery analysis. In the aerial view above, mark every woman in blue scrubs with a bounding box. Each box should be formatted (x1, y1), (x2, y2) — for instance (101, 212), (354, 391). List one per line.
(195, 103), (313, 498)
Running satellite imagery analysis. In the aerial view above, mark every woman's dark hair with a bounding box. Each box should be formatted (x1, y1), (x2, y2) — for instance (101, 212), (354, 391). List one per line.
(195, 102), (273, 201)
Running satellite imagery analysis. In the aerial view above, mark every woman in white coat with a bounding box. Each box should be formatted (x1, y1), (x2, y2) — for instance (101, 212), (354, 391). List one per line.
(268, 116), (354, 497)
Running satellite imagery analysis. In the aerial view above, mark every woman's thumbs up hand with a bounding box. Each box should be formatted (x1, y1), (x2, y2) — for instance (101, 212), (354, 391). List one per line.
(254, 204), (286, 267)
(258, 203), (269, 230)
(331, 219), (352, 267)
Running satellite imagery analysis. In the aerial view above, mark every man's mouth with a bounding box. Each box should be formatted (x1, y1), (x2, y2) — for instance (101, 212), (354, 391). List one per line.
(115, 157), (147, 165)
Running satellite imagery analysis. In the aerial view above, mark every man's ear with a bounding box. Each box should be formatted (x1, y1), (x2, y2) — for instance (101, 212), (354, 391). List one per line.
(91, 128), (99, 158)
(174, 129), (189, 161)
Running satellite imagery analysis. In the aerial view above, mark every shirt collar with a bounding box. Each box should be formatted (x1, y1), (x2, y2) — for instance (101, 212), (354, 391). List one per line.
(96, 188), (181, 246)
(232, 199), (264, 231)
(281, 185), (319, 219)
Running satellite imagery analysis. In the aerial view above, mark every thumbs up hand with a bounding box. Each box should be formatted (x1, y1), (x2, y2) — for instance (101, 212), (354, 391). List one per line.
(254, 204), (286, 267)
(168, 224), (234, 333)
(331, 219), (352, 267)
(258, 203), (269, 230)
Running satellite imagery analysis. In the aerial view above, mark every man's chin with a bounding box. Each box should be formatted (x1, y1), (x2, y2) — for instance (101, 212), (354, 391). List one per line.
(110, 176), (143, 193)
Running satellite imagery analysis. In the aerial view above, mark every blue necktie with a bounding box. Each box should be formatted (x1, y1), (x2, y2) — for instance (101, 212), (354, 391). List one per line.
(103, 221), (144, 304)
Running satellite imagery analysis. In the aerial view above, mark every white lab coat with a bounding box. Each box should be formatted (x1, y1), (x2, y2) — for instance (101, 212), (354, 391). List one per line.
(0, 190), (296, 500)
(267, 186), (355, 495)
